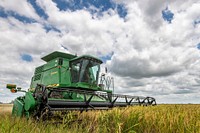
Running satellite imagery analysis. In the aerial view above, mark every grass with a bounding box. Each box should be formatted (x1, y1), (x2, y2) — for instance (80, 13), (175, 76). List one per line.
(0, 104), (200, 133)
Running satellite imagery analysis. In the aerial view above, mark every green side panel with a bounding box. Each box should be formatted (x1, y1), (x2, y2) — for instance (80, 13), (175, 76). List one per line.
(43, 58), (58, 71)
(42, 67), (60, 85)
(60, 60), (71, 85)
(30, 58), (72, 88)
(30, 65), (44, 89)
(34, 65), (44, 74)
(12, 98), (24, 117)
(24, 92), (36, 111)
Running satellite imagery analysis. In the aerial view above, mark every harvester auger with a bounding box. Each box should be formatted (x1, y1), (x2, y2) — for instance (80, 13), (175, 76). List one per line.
(6, 51), (156, 118)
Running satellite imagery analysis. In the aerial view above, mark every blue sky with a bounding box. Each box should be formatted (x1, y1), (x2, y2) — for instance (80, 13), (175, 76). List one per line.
(21, 54), (33, 62)
(162, 7), (174, 23)
(0, 7), (36, 23)
(28, 0), (48, 19)
(0, 0), (200, 103)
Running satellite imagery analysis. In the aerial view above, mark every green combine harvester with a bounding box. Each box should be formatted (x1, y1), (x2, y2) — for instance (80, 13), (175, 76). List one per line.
(7, 51), (156, 118)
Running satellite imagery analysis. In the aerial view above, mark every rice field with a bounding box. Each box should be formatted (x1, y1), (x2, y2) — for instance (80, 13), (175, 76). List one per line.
(0, 104), (12, 113)
(0, 104), (200, 133)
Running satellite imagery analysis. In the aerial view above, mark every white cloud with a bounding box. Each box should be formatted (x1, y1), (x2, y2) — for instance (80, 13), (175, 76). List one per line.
(0, 0), (40, 20)
(0, 17), (62, 93)
(107, 0), (200, 102)
(0, 0), (200, 103)
(36, 0), (123, 56)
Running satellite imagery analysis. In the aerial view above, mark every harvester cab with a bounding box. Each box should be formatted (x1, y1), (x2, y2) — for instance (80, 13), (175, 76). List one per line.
(6, 51), (156, 118)
(30, 51), (109, 92)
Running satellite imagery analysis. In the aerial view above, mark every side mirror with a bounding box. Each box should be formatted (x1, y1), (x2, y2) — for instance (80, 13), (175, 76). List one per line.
(6, 84), (16, 89)
(6, 84), (26, 93)
(6, 84), (17, 93)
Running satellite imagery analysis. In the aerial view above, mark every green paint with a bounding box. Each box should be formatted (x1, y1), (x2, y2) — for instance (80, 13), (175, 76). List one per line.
(24, 92), (36, 111)
(30, 51), (104, 91)
(12, 98), (24, 117)
(8, 51), (114, 117)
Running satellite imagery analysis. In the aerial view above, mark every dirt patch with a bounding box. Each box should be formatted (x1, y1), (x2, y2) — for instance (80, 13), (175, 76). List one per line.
(0, 104), (13, 113)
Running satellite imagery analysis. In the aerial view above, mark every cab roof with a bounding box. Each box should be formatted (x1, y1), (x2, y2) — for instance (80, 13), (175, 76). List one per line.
(41, 51), (77, 62)
(70, 55), (103, 64)
(41, 51), (103, 64)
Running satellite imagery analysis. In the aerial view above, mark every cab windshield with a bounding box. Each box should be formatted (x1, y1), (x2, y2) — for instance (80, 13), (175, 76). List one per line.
(70, 58), (100, 85)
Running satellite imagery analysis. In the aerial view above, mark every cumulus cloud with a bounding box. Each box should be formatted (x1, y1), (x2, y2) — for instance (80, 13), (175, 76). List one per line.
(0, 0), (40, 20)
(0, 17), (62, 91)
(0, 0), (200, 103)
